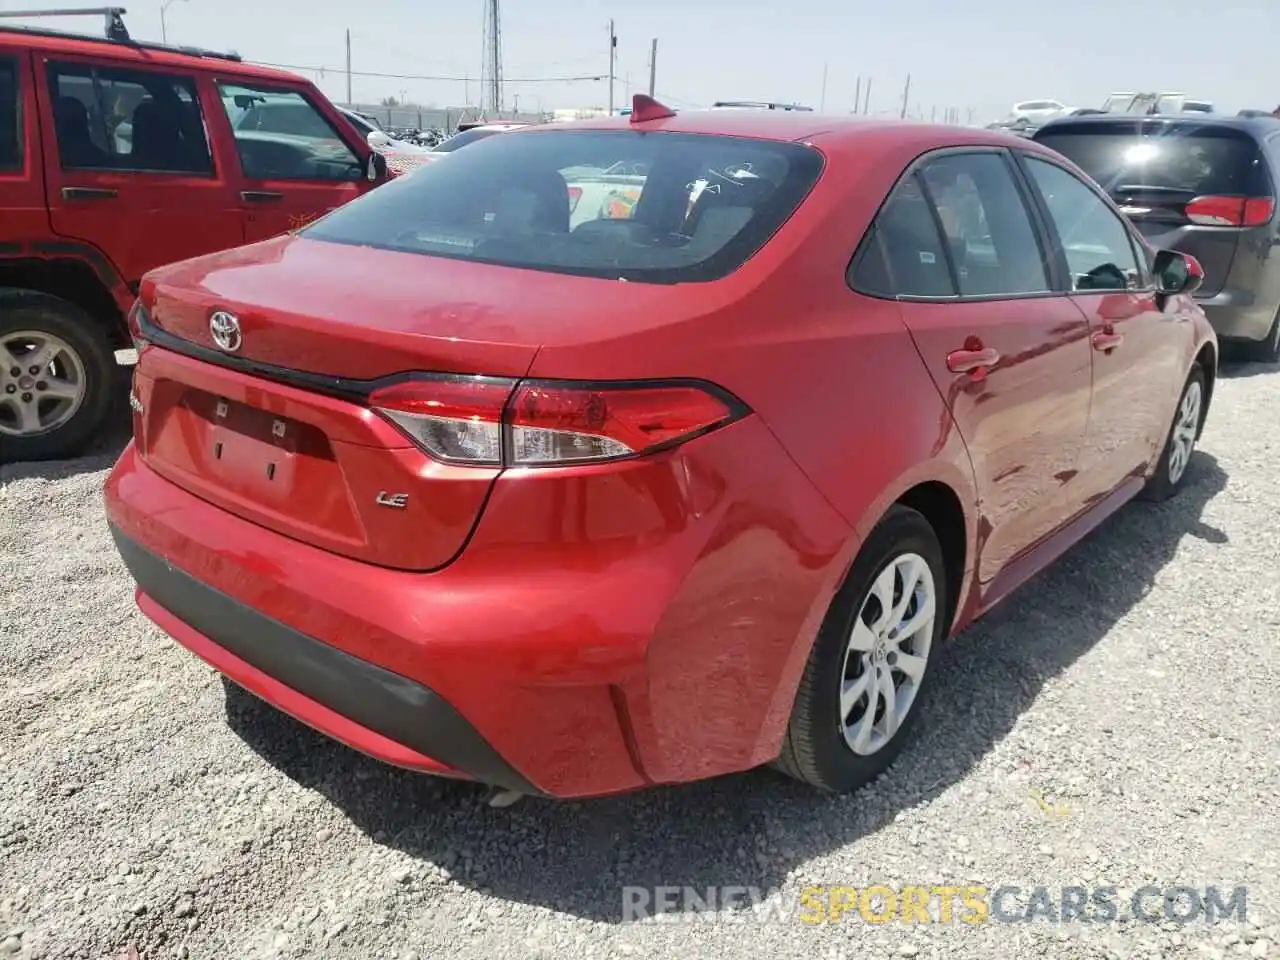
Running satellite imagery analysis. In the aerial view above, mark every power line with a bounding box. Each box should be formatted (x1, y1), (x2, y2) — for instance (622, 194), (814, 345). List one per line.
(249, 60), (605, 83)
(615, 72), (699, 108)
(351, 31), (599, 77)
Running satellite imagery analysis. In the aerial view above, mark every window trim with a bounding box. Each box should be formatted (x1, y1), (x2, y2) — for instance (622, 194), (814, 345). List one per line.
(848, 144), (1063, 304)
(0, 54), (22, 174)
(1012, 150), (1156, 296)
(214, 78), (364, 183)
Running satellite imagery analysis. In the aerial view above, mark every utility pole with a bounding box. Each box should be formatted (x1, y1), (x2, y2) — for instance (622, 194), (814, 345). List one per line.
(345, 29), (352, 104)
(819, 61), (828, 113)
(647, 37), (657, 96)
(863, 77), (872, 115)
(160, 0), (187, 45)
(853, 76), (861, 115)
(481, 0), (504, 113)
(900, 73), (911, 119)
(607, 20), (616, 115)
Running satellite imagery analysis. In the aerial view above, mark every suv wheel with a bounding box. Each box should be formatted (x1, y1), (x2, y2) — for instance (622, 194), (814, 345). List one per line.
(0, 293), (116, 462)
(777, 505), (947, 792)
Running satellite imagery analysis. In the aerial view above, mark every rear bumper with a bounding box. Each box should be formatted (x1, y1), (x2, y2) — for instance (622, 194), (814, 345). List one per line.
(104, 417), (853, 797)
(111, 525), (537, 793)
(1196, 289), (1276, 342)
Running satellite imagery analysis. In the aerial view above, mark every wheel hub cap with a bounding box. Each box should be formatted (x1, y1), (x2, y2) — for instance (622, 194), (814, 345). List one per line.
(0, 330), (88, 438)
(1167, 379), (1202, 486)
(839, 552), (937, 757)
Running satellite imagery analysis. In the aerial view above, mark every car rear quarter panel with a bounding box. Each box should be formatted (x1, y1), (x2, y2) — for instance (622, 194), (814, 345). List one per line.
(524, 131), (981, 543)
(526, 133), (982, 690)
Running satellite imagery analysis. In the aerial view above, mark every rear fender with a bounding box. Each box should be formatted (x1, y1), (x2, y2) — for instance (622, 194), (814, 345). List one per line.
(0, 241), (133, 341)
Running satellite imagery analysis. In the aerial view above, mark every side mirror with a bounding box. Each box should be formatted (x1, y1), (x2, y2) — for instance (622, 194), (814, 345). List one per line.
(1153, 249), (1205, 296)
(367, 130), (392, 150)
(366, 151), (388, 182)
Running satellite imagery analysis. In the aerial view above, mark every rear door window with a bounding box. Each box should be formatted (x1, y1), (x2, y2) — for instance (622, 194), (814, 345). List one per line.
(918, 152), (1050, 297)
(47, 61), (212, 175)
(1033, 123), (1271, 199)
(217, 83), (362, 181)
(1, 56), (19, 171)
(850, 175), (955, 298)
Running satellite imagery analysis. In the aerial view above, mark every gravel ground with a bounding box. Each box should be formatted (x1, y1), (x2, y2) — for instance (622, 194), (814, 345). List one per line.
(2, 359), (1279, 960)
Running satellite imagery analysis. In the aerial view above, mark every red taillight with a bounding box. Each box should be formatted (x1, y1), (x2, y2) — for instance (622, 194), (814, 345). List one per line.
(507, 381), (738, 465)
(1185, 195), (1276, 227)
(369, 375), (513, 465)
(370, 376), (744, 467)
(567, 186), (582, 213)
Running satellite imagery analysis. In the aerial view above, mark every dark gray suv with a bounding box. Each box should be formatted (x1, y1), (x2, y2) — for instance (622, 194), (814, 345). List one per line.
(1034, 113), (1280, 361)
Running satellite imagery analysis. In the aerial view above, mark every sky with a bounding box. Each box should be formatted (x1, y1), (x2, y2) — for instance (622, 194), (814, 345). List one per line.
(3, 0), (1279, 123)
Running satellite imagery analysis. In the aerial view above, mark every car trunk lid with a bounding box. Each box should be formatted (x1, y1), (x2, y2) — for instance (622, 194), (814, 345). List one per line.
(134, 235), (553, 572)
(131, 234), (726, 571)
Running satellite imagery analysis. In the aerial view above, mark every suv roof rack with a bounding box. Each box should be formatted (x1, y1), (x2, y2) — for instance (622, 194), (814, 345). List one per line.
(0, 7), (243, 62)
(712, 100), (814, 112)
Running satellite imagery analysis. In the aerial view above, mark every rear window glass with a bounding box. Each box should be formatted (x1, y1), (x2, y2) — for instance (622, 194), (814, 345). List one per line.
(304, 129), (824, 284)
(1034, 124), (1270, 196)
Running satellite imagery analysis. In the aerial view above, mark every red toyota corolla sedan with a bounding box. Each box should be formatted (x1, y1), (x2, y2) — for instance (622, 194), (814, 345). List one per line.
(104, 97), (1217, 799)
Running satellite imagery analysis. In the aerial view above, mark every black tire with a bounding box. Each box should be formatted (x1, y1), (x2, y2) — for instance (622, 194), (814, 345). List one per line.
(1140, 363), (1206, 502)
(0, 291), (117, 463)
(1244, 307), (1280, 363)
(777, 504), (948, 792)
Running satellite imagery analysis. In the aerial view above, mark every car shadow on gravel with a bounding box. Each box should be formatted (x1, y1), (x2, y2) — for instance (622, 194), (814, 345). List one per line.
(0, 364), (132, 480)
(1217, 356), (1280, 380)
(223, 452), (1228, 923)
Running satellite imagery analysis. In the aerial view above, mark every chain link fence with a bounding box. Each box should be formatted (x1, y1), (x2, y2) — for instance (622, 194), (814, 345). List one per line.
(339, 102), (545, 132)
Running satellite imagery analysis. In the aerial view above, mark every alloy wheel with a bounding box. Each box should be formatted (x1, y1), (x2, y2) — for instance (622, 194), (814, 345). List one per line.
(1167, 379), (1202, 486)
(839, 552), (936, 756)
(0, 331), (88, 437)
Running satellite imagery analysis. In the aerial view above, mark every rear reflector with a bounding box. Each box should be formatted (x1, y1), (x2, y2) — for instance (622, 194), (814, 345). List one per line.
(369, 376), (744, 467)
(1185, 195), (1276, 227)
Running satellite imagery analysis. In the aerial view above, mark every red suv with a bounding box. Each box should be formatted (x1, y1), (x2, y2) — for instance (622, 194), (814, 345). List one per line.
(105, 102), (1216, 799)
(0, 15), (387, 462)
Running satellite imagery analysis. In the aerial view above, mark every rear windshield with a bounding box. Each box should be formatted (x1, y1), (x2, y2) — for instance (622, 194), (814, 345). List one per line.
(304, 129), (824, 283)
(1034, 123), (1271, 196)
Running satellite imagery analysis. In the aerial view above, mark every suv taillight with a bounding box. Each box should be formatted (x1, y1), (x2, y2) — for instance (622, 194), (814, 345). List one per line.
(1185, 195), (1276, 226)
(369, 375), (745, 467)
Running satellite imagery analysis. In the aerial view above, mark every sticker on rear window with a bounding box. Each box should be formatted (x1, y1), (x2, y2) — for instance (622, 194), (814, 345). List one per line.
(919, 251), (936, 264)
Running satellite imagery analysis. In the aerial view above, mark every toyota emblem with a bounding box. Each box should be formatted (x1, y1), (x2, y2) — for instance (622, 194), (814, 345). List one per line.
(209, 311), (242, 353)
